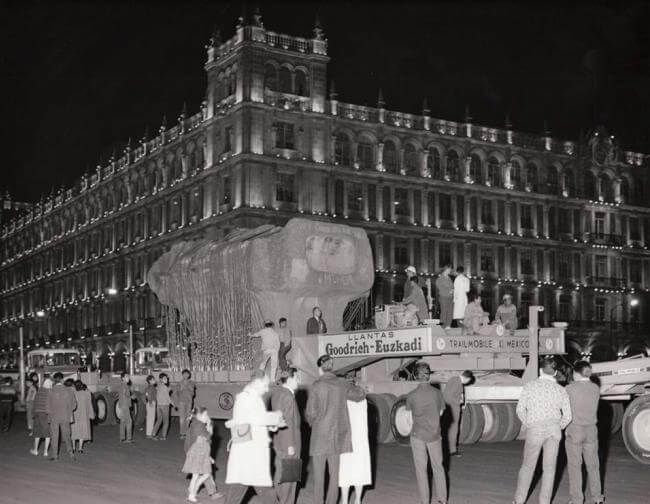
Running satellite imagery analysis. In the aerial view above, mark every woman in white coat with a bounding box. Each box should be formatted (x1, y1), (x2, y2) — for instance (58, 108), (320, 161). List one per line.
(224, 370), (285, 504)
(453, 266), (470, 325)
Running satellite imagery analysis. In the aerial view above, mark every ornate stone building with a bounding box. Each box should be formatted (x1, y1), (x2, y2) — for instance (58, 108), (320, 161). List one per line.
(1, 13), (649, 370)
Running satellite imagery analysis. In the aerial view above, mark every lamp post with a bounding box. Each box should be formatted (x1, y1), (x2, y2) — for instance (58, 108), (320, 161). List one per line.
(609, 298), (639, 358)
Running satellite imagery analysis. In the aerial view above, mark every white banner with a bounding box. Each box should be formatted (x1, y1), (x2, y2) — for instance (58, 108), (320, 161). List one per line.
(318, 327), (433, 358)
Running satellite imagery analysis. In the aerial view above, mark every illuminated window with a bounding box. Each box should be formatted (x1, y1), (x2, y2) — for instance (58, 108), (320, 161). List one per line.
(394, 188), (409, 217)
(347, 183), (363, 212)
(383, 141), (398, 173)
(275, 122), (295, 149)
(480, 248), (494, 272)
(275, 173), (295, 203)
(357, 141), (374, 170)
(335, 134), (351, 166)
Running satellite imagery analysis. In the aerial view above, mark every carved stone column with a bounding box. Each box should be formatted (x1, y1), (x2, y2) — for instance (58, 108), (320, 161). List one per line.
(377, 142), (385, 172)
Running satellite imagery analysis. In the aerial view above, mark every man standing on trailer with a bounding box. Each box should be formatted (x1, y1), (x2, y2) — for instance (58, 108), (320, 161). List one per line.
(403, 265), (417, 300)
(565, 361), (604, 504)
(512, 356), (572, 504)
(406, 362), (448, 504)
(435, 264), (454, 329)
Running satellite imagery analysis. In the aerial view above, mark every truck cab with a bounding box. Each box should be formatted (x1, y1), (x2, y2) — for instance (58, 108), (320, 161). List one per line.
(27, 349), (82, 378)
(134, 347), (170, 375)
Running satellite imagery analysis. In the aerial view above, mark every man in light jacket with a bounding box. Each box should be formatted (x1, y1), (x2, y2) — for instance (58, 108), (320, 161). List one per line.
(452, 266), (470, 326)
(306, 354), (364, 504)
(224, 370), (284, 504)
(47, 372), (77, 461)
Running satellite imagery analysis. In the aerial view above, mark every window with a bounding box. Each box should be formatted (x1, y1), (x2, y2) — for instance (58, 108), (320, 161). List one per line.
(224, 126), (232, 153)
(481, 200), (493, 225)
(275, 173), (295, 203)
(295, 71), (308, 96)
(446, 151), (460, 181)
(546, 166), (559, 194)
(439, 194), (452, 221)
(439, 242), (452, 267)
(275, 122), (295, 149)
(487, 157), (501, 187)
(222, 176), (231, 205)
(428, 148), (441, 178)
(394, 188), (409, 217)
(558, 253), (570, 278)
(279, 67), (292, 94)
(594, 212), (605, 238)
(559, 209), (571, 233)
(526, 163), (538, 191)
(520, 250), (533, 275)
(480, 248), (494, 272)
(630, 217), (640, 241)
(559, 294), (571, 321)
(357, 141), (374, 170)
(521, 292), (533, 323)
(595, 255), (607, 278)
(595, 298), (606, 321)
(335, 134), (351, 166)
(383, 141), (398, 173)
(630, 260), (642, 283)
(347, 183), (363, 212)
(394, 241), (408, 267)
(404, 144), (418, 175)
(521, 205), (532, 229)
(470, 154), (482, 183)
(335, 180), (344, 215)
(564, 169), (575, 196)
(264, 64), (278, 91)
(510, 160), (521, 189)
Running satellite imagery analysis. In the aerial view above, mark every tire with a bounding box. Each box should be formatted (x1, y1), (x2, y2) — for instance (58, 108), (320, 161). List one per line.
(132, 392), (146, 428)
(92, 393), (110, 425)
(598, 400), (625, 435)
(502, 403), (522, 442)
(367, 393), (396, 445)
(390, 396), (413, 445)
(611, 402), (624, 434)
(480, 404), (509, 442)
(113, 394), (122, 424)
(459, 404), (484, 445)
(622, 395), (650, 465)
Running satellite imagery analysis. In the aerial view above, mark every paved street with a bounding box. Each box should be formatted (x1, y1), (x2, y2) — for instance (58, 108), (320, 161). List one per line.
(0, 414), (648, 504)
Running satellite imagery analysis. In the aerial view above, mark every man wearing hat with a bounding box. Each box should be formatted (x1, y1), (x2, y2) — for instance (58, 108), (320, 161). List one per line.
(404, 266), (417, 300)
(495, 294), (518, 331)
(251, 320), (281, 382)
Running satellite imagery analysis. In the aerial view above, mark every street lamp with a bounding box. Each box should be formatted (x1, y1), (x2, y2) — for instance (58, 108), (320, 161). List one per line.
(609, 298), (639, 358)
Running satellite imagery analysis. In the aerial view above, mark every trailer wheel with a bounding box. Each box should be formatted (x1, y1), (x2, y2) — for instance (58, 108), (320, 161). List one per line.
(622, 395), (650, 465)
(367, 393), (396, 444)
(459, 404), (484, 445)
(92, 393), (110, 425)
(611, 402), (624, 434)
(132, 392), (146, 428)
(502, 403), (521, 442)
(480, 404), (510, 442)
(390, 397), (413, 445)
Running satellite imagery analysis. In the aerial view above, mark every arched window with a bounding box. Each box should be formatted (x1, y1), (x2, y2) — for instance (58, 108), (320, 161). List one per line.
(526, 163), (538, 191)
(599, 174), (614, 201)
(220, 78), (228, 100)
(215, 74), (225, 102)
(633, 177), (643, 204)
(173, 156), (183, 180)
(563, 169), (575, 197)
(427, 148), (441, 179)
(470, 154), (482, 183)
(229, 74), (237, 96)
(447, 151), (460, 181)
(334, 134), (351, 167)
(546, 166), (559, 194)
(295, 71), (308, 96)
(584, 171), (598, 200)
(357, 140), (374, 170)
(279, 67), (292, 94)
(383, 141), (398, 174)
(404, 144), (418, 175)
(620, 177), (630, 203)
(511, 160), (521, 189)
(487, 157), (501, 187)
(264, 64), (278, 91)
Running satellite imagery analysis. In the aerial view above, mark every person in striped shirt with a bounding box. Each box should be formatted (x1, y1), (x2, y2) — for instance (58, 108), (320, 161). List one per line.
(513, 356), (572, 504)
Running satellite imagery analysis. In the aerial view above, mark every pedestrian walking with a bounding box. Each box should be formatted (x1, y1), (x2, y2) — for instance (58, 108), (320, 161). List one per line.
(47, 372), (77, 461)
(117, 372), (135, 443)
(144, 375), (157, 439)
(0, 377), (17, 432)
(306, 307), (327, 335)
(405, 362), (447, 504)
(452, 266), (470, 326)
(71, 380), (94, 453)
(271, 367), (302, 504)
(30, 377), (52, 457)
(182, 407), (215, 502)
(435, 265), (454, 329)
(251, 321), (281, 381)
(153, 372), (175, 440)
(443, 370), (474, 457)
(306, 354), (361, 504)
(512, 356), (572, 504)
(339, 374), (371, 504)
(223, 370), (284, 504)
(26, 372), (39, 435)
(565, 361), (604, 504)
(178, 369), (196, 439)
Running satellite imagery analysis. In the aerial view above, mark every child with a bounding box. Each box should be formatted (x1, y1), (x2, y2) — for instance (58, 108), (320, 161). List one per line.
(144, 375), (157, 439)
(182, 407), (214, 502)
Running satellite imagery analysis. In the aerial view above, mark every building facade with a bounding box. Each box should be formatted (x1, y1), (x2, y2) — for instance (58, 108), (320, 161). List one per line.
(1, 14), (649, 370)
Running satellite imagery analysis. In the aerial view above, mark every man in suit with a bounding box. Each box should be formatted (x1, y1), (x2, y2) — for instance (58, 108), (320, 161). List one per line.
(271, 367), (302, 504)
(306, 355), (362, 504)
(47, 372), (77, 461)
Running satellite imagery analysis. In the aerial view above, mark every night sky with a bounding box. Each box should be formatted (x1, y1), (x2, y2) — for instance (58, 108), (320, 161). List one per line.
(2, 1), (649, 203)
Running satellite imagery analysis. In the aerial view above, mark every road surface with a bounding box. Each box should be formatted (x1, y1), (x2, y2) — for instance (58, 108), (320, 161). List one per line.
(0, 415), (648, 504)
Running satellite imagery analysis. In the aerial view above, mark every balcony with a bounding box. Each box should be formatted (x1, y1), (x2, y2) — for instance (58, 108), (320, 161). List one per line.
(587, 276), (625, 289)
(587, 232), (624, 247)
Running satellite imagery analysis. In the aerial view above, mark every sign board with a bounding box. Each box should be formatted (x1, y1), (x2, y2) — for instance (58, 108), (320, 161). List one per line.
(318, 325), (565, 358)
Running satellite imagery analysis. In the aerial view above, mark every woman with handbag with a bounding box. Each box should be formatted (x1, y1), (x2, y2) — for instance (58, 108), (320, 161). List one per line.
(271, 368), (302, 504)
(182, 407), (214, 502)
(224, 370), (285, 504)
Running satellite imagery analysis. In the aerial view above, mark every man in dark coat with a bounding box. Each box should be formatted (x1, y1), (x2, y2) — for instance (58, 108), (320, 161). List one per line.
(271, 368), (302, 504)
(306, 354), (362, 504)
(47, 372), (77, 461)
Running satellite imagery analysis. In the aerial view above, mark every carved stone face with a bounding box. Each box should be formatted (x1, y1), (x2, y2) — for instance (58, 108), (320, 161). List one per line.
(305, 234), (356, 275)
